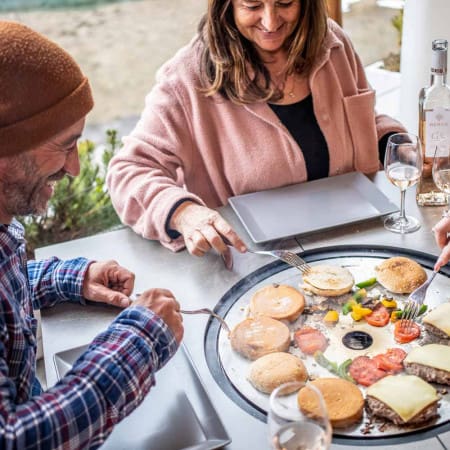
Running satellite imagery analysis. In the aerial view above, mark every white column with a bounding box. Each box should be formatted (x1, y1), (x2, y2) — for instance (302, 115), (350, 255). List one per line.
(399, 0), (450, 134)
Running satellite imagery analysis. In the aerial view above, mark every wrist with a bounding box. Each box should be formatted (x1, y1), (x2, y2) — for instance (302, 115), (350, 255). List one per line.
(115, 306), (178, 369)
(169, 200), (197, 231)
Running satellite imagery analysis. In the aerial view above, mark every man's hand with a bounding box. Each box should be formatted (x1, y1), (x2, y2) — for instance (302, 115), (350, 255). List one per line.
(432, 216), (450, 270)
(83, 260), (135, 308)
(170, 202), (247, 260)
(134, 288), (183, 343)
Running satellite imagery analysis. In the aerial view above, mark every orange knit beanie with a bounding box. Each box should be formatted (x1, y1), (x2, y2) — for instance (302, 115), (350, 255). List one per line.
(0, 21), (94, 157)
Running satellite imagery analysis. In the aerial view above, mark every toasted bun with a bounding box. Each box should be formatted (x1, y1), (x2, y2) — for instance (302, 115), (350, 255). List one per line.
(297, 378), (364, 428)
(248, 352), (308, 394)
(250, 284), (305, 322)
(302, 265), (354, 297)
(375, 257), (426, 294)
(230, 317), (291, 360)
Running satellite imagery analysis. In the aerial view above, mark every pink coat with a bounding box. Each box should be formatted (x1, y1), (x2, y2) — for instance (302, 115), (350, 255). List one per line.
(107, 20), (405, 251)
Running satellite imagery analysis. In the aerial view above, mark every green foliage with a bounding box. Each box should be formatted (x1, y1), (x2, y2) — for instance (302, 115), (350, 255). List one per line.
(21, 129), (122, 257)
(391, 8), (403, 48)
(382, 7), (403, 72)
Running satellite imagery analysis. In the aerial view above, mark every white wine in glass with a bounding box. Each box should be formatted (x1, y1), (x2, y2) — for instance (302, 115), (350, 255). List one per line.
(432, 145), (450, 214)
(268, 381), (331, 450)
(387, 164), (421, 191)
(384, 133), (423, 233)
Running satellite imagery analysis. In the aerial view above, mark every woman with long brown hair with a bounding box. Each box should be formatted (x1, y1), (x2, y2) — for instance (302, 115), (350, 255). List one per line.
(107, 0), (405, 261)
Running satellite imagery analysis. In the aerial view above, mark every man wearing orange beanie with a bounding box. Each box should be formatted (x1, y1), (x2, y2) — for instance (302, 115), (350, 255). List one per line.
(0, 21), (183, 449)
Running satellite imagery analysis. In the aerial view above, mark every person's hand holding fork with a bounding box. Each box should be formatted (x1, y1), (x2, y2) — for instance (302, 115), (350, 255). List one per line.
(169, 201), (247, 266)
(432, 214), (450, 270)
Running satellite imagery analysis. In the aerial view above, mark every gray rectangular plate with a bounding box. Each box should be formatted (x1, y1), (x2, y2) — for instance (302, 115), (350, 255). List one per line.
(54, 344), (230, 450)
(228, 172), (398, 244)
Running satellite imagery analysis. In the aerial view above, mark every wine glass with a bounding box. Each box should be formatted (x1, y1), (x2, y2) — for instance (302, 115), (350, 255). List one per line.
(268, 381), (332, 450)
(432, 144), (450, 215)
(384, 133), (423, 233)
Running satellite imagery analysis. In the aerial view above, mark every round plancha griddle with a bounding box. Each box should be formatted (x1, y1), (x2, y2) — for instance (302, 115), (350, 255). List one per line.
(204, 245), (450, 446)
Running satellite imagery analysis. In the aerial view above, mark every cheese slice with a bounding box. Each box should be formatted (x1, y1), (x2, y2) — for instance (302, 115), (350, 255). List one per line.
(404, 344), (450, 372)
(423, 302), (450, 336)
(367, 375), (438, 423)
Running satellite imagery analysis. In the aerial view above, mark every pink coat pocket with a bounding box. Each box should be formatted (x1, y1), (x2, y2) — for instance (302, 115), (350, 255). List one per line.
(343, 89), (380, 173)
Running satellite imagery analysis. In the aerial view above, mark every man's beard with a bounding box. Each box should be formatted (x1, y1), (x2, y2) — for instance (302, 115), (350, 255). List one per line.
(0, 153), (64, 217)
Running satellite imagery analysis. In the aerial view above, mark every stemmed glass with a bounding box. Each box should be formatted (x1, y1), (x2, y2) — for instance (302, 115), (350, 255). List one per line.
(432, 145), (450, 215)
(268, 381), (332, 450)
(384, 133), (423, 233)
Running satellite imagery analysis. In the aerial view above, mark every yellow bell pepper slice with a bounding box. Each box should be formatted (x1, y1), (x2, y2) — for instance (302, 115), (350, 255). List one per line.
(351, 303), (373, 321)
(381, 298), (397, 309)
(324, 310), (339, 324)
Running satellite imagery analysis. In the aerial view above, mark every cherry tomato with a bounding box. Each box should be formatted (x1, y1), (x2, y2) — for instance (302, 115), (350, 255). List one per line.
(365, 304), (390, 327)
(394, 321), (421, 343)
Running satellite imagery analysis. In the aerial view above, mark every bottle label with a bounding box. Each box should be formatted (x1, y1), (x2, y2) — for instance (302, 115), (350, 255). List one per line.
(425, 107), (450, 157)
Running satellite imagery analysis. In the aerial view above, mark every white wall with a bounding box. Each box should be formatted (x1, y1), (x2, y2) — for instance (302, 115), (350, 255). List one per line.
(400, 0), (450, 133)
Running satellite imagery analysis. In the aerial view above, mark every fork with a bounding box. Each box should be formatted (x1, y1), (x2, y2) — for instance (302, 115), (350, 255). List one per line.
(180, 308), (231, 334)
(132, 294), (231, 334)
(248, 249), (312, 274)
(401, 270), (437, 329)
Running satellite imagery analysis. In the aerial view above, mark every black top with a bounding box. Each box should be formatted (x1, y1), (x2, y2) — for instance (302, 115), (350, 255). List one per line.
(269, 95), (329, 181)
(269, 95), (392, 179)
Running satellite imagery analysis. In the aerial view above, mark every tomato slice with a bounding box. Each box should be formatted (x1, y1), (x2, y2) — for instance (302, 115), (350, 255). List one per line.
(295, 326), (319, 336)
(394, 321), (421, 343)
(294, 327), (328, 355)
(365, 304), (390, 327)
(349, 356), (387, 386)
(373, 348), (407, 373)
(384, 347), (407, 363)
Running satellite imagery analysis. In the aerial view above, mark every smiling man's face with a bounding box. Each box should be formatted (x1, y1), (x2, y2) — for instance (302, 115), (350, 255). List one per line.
(0, 118), (85, 223)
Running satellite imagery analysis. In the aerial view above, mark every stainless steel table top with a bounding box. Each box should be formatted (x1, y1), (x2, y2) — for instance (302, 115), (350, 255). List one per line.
(36, 171), (450, 449)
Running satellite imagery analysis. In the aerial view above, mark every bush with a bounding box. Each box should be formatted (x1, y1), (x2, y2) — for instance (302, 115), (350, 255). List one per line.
(382, 8), (403, 72)
(20, 129), (122, 258)
(391, 8), (403, 48)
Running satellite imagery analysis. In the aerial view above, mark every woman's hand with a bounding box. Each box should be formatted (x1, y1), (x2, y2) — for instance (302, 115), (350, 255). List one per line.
(133, 288), (184, 343)
(83, 260), (135, 308)
(170, 201), (247, 258)
(432, 216), (450, 270)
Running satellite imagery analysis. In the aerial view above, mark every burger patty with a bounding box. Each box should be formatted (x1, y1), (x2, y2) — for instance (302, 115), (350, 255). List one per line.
(366, 396), (438, 425)
(424, 322), (450, 340)
(404, 361), (450, 386)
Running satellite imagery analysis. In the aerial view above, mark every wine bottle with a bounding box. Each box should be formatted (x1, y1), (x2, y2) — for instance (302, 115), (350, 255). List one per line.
(416, 39), (450, 206)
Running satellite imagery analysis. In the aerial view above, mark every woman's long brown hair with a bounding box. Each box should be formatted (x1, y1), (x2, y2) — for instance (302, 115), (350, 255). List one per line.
(198, 0), (328, 104)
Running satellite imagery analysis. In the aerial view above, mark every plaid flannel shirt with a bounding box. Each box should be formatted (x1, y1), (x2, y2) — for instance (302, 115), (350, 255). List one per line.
(0, 220), (178, 449)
